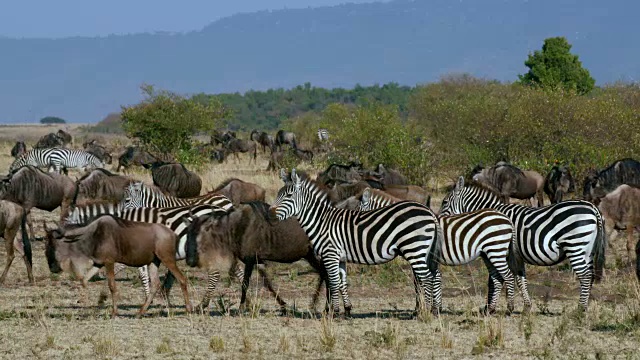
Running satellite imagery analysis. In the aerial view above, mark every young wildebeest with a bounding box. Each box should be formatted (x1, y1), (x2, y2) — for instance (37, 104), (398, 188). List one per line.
(250, 130), (275, 153)
(316, 162), (364, 187)
(211, 178), (266, 206)
(274, 130), (297, 152)
(11, 141), (27, 158)
(116, 146), (157, 174)
(472, 163), (545, 206)
(72, 168), (134, 206)
(291, 147), (314, 163)
(594, 184), (640, 262)
(44, 215), (192, 317)
(544, 165), (575, 204)
(583, 158), (640, 202)
(184, 201), (328, 312)
(0, 166), (76, 282)
(144, 161), (202, 198)
(224, 138), (257, 164)
(0, 201), (26, 284)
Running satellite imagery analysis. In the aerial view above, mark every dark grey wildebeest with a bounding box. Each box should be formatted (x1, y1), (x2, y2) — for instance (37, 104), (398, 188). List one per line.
(583, 158), (640, 202)
(274, 130), (297, 152)
(34, 133), (65, 149)
(72, 168), (134, 206)
(144, 161), (202, 198)
(56, 129), (73, 147)
(544, 165), (575, 204)
(116, 146), (157, 174)
(250, 130), (275, 153)
(316, 161), (364, 187)
(84, 142), (113, 164)
(291, 147), (313, 162)
(0, 165), (76, 283)
(211, 178), (266, 206)
(11, 141), (27, 158)
(472, 163), (545, 206)
(224, 138), (257, 164)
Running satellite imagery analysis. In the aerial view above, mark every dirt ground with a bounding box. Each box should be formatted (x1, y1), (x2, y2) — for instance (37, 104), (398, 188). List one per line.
(0, 129), (639, 359)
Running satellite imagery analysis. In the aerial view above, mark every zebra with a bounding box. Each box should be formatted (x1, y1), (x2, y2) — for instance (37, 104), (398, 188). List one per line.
(317, 128), (329, 142)
(270, 169), (442, 316)
(66, 201), (232, 309)
(10, 148), (103, 174)
(122, 181), (233, 211)
(439, 177), (607, 310)
(358, 187), (519, 314)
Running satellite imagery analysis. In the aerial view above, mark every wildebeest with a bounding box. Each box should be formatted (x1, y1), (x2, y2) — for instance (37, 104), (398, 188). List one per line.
(593, 184), (640, 262)
(10, 141), (27, 158)
(210, 148), (225, 164)
(291, 147), (314, 162)
(144, 161), (202, 198)
(72, 168), (134, 206)
(116, 146), (157, 174)
(316, 161), (364, 186)
(34, 133), (65, 149)
(544, 165), (575, 204)
(250, 130), (275, 153)
(383, 185), (431, 204)
(56, 129), (73, 147)
(274, 130), (297, 151)
(184, 201), (328, 311)
(224, 138), (257, 164)
(44, 215), (192, 317)
(367, 164), (408, 186)
(84, 143), (113, 164)
(583, 158), (640, 202)
(0, 201), (26, 284)
(211, 178), (265, 206)
(0, 166), (76, 282)
(211, 130), (236, 146)
(472, 163), (545, 206)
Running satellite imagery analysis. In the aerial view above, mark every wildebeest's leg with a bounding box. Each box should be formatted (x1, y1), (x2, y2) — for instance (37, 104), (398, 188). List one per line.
(256, 265), (287, 310)
(159, 257), (192, 314)
(138, 261), (160, 318)
(536, 190), (544, 208)
(554, 189), (563, 204)
(105, 262), (118, 317)
(239, 259), (256, 312)
(0, 230), (17, 284)
(20, 212), (34, 284)
(636, 239), (640, 282)
(627, 227), (635, 264)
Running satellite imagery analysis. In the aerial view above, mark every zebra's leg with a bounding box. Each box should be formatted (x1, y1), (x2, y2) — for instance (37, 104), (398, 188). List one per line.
(481, 254), (515, 314)
(430, 268), (443, 315)
(138, 262), (160, 318)
(411, 267), (432, 313)
(567, 255), (595, 311)
(322, 255), (348, 316)
(239, 260), (256, 312)
(137, 265), (151, 300)
(199, 271), (221, 310)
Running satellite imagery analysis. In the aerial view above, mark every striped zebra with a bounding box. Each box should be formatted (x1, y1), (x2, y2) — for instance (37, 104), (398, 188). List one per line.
(317, 128), (329, 142)
(122, 181), (233, 211)
(270, 169), (442, 316)
(66, 202), (232, 308)
(359, 187), (519, 313)
(439, 177), (607, 310)
(10, 148), (103, 174)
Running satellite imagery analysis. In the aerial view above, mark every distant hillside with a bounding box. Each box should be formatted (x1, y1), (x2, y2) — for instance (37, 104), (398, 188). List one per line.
(0, 0), (637, 123)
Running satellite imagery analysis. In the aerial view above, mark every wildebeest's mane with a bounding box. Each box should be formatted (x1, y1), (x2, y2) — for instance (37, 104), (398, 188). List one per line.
(242, 201), (277, 223)
(76, 167), (119, 182)
(490, 163), (525, 177)
(211, 178), (243, 192)
(597, 158), (640, 185)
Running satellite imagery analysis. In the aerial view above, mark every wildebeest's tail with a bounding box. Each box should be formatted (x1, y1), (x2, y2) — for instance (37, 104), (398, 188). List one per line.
(593, 209), (607, 283)
(21, 213), (32, 267)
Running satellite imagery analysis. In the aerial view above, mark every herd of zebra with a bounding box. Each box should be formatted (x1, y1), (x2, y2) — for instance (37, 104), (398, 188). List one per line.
(0, 129), (638, 319)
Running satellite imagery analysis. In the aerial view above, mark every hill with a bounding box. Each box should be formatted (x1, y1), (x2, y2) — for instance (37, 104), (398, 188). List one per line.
(0, 0), (637, 123)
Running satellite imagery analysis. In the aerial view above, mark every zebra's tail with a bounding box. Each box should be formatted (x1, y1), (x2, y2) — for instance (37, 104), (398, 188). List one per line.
(593, 210), (607, 283)
(426, 221), (443, 276)
(21, 213), (32, 268)
(507, 233), (525, 278)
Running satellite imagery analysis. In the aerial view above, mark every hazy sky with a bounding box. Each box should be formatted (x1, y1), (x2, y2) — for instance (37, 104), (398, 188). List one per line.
(0, 0), (382, 38)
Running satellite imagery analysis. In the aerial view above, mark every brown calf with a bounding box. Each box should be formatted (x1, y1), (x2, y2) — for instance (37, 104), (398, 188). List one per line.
(595, 184), (640, 262)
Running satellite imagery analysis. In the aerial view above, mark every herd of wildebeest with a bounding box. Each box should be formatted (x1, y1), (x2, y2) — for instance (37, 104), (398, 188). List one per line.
(0, 127), (639, 318)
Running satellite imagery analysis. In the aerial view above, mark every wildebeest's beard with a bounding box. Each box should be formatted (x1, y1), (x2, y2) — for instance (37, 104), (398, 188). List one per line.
(45, 234), (62, 274)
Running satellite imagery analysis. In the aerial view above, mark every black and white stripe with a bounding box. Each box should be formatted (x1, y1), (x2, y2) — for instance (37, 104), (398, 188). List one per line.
(439, 177), (607, 310)
(66, 202), (230, 308)
(123, 181), (233, 211)
(270, 169), (441, 315)
(10, 148), (103, 174)
(317, 128), (329, 142)
(359, 188), (518, 313)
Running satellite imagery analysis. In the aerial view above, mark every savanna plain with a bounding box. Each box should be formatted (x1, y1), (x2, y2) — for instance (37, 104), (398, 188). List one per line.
(0, 125), (639, 359)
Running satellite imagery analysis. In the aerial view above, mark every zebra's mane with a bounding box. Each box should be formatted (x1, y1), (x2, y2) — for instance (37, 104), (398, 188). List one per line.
(300, 178), (331, 205)
(135, 182), (170, 199)
(463, 180), (505, 202)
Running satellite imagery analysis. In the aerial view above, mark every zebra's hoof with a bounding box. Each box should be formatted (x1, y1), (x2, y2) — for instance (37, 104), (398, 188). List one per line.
(480, 305), (496, 316)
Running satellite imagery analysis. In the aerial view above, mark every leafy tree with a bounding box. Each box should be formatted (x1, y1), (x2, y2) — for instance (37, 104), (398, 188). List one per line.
(121, 84), (228, 159)
(40, 116), (66, 124)
(519, 36), (595, 94)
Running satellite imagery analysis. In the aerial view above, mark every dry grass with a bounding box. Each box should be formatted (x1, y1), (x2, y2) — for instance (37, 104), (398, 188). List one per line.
(0, 127), (639, 359)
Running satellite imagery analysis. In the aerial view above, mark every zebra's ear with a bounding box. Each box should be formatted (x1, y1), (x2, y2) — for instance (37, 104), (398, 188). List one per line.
(133, 181), (143, 190)
(455, 176), (465, 191)
(280, 168), (288, 183)
(362, 188), (371, 202)
(291, 168), (300, 184)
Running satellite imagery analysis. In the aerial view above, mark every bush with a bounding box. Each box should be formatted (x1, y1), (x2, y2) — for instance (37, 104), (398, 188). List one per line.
(121, 84), (228, 163)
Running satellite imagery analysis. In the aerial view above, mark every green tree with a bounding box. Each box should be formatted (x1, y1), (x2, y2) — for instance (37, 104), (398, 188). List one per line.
(121, 84), (228, 159)
(519, 36), (595, 94)
(39, 116), (66, 124)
